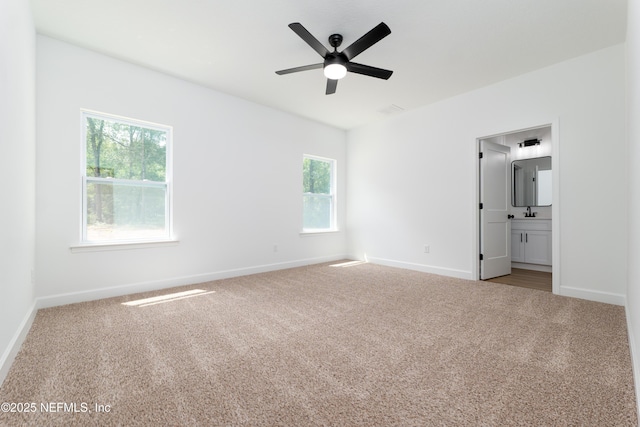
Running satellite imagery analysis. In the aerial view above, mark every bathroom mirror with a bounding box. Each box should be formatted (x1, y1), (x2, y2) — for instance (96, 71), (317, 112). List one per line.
(512, 156), (552, 207)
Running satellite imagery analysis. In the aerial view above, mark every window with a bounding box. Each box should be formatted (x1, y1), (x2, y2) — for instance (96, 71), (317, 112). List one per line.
(302, 155), (336, 231)
(81, 111), (172, 243)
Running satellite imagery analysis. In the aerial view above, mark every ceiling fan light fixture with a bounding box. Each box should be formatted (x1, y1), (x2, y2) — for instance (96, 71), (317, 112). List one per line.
(324, 63), (347, 80)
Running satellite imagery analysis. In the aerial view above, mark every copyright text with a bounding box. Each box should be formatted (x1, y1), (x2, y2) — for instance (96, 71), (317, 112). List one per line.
(1, 402), (111, 414)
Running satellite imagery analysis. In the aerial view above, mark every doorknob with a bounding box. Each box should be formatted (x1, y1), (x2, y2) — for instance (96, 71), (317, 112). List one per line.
(507, 214), (515, 219)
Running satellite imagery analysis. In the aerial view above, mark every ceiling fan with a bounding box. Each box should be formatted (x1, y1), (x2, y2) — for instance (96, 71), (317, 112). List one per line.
(275, 22), (393, 95)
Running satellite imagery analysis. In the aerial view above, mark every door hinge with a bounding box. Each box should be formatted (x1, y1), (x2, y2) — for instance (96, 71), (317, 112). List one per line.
(479, 202), (483, 209)
(480, 254), (484, 261)
(479, 152), (483, 159)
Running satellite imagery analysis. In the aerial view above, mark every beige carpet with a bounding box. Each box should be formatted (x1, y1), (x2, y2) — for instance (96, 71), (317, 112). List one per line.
(0, 261), (637, 426)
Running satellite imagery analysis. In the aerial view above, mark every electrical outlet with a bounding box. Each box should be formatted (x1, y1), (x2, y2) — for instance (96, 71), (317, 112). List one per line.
(424, 245), (430, 253)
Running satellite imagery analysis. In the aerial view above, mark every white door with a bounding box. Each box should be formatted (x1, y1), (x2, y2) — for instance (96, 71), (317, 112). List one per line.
(480, 140), (511, 279)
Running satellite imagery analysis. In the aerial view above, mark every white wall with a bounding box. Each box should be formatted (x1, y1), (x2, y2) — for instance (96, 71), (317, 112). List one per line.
(0, 0), (37, 383)
(626, 0), (640, 416)
(36, 36), (347, 305)
(347, 44), (627, 303)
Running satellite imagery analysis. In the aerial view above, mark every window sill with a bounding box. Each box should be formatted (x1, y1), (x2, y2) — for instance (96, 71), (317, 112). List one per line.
(300, 229), (340, 236)
(70, 239), (180, 253)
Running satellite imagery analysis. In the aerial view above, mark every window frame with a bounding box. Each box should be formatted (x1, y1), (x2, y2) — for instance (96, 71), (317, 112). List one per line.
(79, 110), (174, 246)
(301, 154), (337, 233)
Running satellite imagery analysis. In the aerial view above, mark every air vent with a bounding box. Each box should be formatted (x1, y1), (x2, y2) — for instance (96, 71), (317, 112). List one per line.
(378, 104), (405, 115)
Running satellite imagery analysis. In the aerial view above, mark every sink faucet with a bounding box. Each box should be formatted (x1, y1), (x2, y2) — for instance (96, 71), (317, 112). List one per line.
(524, 206), (536, 217)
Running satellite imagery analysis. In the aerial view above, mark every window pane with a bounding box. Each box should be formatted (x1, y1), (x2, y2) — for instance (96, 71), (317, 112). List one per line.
(303, 158), (331, 194)
(85, 117), (167, 181)
(82, 111), (171, 244)
(86, 182), (167, 241)
(303, 194), (331, 229)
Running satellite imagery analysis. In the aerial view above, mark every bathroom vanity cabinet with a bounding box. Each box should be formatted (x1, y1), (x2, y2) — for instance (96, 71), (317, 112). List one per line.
(511, 219), (552, 266)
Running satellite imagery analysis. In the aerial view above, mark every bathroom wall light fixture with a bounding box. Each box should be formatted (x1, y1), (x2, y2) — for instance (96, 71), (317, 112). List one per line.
(519, 138), (541, 148)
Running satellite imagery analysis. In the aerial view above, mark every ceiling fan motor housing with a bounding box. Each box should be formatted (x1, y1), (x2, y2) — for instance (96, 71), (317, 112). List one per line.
(324, 52), (348, 68)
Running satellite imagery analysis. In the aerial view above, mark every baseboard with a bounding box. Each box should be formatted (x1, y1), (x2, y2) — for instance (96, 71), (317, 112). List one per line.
(511, 262), (552, 273)
(365, 257), (473, 280)
(0, 302), (38, 387)
(625, 301), (640, 424)
(560, 286), (626, 306)
(36, 254), (349, 309)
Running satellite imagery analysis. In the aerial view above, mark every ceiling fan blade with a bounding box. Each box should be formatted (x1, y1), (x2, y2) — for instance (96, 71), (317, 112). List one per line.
(276, 63), (323, 75)
(326, 79), (338, 95)
(288, 23), (330, 58)
(346, 62), (393, 80)
(341, 22), (391, 61)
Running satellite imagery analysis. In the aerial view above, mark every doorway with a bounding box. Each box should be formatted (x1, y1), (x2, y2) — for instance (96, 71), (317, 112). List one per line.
(476, 123), (559, 294)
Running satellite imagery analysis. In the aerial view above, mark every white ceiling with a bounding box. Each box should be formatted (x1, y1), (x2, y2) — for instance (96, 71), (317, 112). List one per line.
(30, 0), (627, 130)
